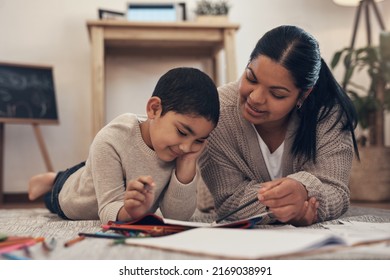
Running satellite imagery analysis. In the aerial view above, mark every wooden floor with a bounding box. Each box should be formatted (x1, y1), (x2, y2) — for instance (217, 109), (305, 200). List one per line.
(0, 201), (45, 209)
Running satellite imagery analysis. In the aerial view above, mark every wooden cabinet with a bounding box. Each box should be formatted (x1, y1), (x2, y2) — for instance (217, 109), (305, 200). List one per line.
(87, 20), (240, 138)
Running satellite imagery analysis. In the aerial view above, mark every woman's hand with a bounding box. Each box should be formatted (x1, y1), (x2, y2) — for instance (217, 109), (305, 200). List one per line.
(120, 175), (155, 221)
(289, 196), (319, 226)
(258, 177), (318, 226)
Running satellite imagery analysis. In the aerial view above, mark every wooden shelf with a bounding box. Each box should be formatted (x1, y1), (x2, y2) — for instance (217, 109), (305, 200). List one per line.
(86, 20), (240, 138)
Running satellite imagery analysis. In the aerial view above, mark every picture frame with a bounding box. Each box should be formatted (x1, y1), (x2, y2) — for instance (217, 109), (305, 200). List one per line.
(178, 2), (187, 21)
(98, 9), (125, 20)
(126, 2), (187, 22)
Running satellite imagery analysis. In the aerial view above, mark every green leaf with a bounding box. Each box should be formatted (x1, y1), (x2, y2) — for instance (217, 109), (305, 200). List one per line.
(331, 50), (343, 69)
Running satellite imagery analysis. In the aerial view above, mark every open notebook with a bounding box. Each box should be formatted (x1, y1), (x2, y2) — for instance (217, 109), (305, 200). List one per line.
(103, 212), (270, 236)
(123, 221), (390, 259)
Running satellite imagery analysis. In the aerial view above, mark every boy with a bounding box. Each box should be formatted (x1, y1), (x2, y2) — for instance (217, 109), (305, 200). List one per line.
(28, 67), (220, 224)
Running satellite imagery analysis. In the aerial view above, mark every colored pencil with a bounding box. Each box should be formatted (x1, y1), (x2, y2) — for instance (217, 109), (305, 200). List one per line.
(214, 197), (259, 224)
(64, 236), (85, 247)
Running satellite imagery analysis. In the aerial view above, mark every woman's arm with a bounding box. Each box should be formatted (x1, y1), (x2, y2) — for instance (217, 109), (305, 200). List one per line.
(199, 133), (270, 222)
(287, 121), (353, 222)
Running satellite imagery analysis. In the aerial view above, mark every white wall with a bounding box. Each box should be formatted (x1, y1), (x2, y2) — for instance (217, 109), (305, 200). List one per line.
(1, 0), (390, 194)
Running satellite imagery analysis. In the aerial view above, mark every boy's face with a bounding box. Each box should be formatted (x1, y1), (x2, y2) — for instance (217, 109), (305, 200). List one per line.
(145, 98), (215, 162)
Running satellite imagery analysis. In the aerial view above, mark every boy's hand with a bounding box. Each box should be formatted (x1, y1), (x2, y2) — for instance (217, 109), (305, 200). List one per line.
(258, 177), (318, 226)
(175, 141), (207, 184)
(122, 176), (155, 220)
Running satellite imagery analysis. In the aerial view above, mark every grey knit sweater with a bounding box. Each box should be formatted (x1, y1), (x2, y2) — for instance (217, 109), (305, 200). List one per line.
(200, 81), (353, 223)
(59, 113), (198, 224)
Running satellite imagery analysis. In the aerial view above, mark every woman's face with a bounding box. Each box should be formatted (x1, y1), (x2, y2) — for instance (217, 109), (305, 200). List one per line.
(238, 55), (302, 128)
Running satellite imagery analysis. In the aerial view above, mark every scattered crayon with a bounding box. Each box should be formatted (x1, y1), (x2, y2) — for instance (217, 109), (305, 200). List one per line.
(64, 236), (85, 247)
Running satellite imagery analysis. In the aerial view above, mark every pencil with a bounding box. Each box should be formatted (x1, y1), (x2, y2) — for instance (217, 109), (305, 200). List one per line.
(214, 197), (259, 224)
(64, 236), (85, 247)
(0, 240), (37, 254)
(78, 232), (125, 239)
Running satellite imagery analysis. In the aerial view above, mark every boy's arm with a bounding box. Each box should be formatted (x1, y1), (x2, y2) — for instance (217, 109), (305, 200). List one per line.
(159, 170), (198, 220)
(158, 142), (206, 220)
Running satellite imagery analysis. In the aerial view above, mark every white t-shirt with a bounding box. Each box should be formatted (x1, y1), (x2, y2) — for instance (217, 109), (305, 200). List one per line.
(253, 126), (284, 180)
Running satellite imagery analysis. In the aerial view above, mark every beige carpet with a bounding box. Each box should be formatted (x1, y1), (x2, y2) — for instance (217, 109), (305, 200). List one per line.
(0, 207), (389, 260)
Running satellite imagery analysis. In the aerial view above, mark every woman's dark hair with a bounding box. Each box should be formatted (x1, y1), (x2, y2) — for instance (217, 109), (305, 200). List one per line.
(152, 67), (220, 126)
(249, 25), (359, 162)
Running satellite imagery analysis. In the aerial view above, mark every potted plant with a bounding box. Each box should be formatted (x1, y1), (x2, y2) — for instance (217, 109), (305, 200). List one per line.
(194, 0), (230, 23)
(331, 44), (390, 146)
(331, 32), (390, 202)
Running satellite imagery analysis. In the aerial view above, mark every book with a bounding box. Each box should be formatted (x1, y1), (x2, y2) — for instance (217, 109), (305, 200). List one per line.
(123, 221), (390, 259)
(103, 212), (269, 237)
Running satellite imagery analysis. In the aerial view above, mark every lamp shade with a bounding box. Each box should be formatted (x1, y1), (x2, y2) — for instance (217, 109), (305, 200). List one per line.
(332, 0), (383, 6)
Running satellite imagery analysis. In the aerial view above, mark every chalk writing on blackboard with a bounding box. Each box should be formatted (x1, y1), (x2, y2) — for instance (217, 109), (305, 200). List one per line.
(0, 62), (58, 124)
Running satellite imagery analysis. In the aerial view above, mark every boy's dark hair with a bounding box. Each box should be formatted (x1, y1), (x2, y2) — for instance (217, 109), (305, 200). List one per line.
(152, 67), (220, 126)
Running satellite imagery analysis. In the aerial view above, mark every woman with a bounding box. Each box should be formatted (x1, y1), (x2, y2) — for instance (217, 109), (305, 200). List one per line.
(200, 25), (359, 226)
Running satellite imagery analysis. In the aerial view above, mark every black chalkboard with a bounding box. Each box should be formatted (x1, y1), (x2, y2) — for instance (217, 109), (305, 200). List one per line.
(0, 62), (58, 124)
